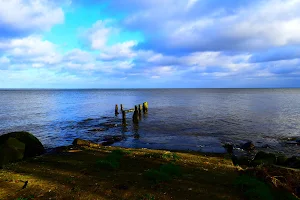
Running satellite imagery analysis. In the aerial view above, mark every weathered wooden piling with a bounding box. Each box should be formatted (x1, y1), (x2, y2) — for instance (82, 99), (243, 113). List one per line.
(115, 104), (119, 115)
(132, 106), (139, 124)
(138, 104), (142, 120)
(122, 110), (126, 125)
(143, 102), (148, 113)
(120, 104), (124, 112)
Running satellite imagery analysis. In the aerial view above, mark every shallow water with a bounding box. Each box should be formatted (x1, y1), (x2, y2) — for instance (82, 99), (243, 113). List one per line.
(0, 89), (300, 155)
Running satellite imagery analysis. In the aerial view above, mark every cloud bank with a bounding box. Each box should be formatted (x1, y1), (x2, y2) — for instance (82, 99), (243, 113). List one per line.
(1, 0), (300, 88)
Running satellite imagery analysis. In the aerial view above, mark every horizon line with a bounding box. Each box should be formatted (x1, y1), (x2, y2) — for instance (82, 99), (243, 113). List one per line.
(1, 87), (300, 90)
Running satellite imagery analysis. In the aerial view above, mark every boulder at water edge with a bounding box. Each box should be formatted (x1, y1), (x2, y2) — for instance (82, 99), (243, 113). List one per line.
(285, 156), (300, 169)
(0, 137), (26, 167)
(0, 131), (45, 162)
(252, 151), (277, 167)
(241, 141), (255, 151)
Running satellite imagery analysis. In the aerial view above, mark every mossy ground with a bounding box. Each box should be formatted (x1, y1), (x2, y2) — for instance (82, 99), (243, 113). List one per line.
(0, 146), (298, 200)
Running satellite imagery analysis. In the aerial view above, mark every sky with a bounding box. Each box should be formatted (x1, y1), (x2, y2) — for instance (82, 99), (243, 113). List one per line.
(1, 0), (300, 88)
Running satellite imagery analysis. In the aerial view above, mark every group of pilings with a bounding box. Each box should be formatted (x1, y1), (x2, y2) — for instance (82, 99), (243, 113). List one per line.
(115, 102), (148, 125)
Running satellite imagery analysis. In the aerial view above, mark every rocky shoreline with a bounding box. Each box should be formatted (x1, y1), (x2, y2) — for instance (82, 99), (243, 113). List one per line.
(1, 131), (300, 199)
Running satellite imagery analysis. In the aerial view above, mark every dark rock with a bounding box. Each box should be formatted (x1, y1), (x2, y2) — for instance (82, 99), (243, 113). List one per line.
(223, 143), (233, 154)
(0, 137), (25, 167)
(102, 135), (124, 146)
(88, 127), (107, 132)
(241, 141), (255, 151)
(261, 144), (272, 149)
(83, 118), (93, 122)
(102, 139), (115, 146)
(99, 123), (118, 128)
(284, 156), (300, 169)
(276, 155), (288, 166)
(112, 136), (124, 142)
(231, 155), (251, 167)
(73, 138), (91, 146)
(285, 141), (299, 145)
(252, 151), (276, 166)
(0, 131), (44, 158)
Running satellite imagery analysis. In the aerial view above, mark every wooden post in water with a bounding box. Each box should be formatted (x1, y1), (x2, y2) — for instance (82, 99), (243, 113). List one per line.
(143, 102), (148, 113)
(122, 110), (126, 125)
(115, 104), (119, 115)
(120, 104), (124, 112)
(138, 104), (142, 120)
(133, 106), (139, 124)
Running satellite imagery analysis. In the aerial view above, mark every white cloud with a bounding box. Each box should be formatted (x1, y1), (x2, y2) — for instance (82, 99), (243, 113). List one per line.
(64, 49), (95, 64)
(99, 41), (137, 60)
(0, 35), (62, 65)
(124, 0), (300, 52)
(87, 20), (114, 50)
(0, 56), (10, 64)
(186, 0), (199, 10)
(0, 0), (64, 34)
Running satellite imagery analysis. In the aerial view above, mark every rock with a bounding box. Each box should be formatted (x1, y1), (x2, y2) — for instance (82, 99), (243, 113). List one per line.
(261, 144), (272, 149)
(112, 136), (124, 142)
(231, 155), (251, 167)
(102, 138), (115, 146)
(88, 127), (107, 132)
(285, 141), (299, 145)
(73, 138), (91, 146)
(252, 151), (276, 167)
(102, 135), (124, 146)
(223, 143), (233, 154)
(99, 123), (118, 128)
(241, 141), (255, 151)
(284, 156), (300, 169)
(0, 137), (25, 167)
(0, 131), (44, 158)
(276, 155), (288, 166)
(72, 138), (102, 148)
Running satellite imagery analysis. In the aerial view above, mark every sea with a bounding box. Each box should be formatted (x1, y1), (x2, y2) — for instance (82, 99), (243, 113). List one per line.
(0, 89), (300, 156)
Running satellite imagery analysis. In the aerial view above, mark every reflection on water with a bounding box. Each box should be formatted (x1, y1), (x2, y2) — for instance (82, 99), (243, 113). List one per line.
(1, 89), (300, 156)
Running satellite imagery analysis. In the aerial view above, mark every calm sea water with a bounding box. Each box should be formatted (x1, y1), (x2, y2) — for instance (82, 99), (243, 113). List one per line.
(0, 89), (300, 155)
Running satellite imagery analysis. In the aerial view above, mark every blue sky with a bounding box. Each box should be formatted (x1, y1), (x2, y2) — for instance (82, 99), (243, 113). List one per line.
(1, 0), (300, 88)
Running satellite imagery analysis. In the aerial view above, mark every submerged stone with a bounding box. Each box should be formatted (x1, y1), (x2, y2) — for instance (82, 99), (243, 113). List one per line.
(102, 135), (124, 146)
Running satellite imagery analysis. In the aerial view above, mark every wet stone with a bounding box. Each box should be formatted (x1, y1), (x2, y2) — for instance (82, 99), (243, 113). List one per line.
(261, 144), (272, 149)
(88, 127), (107, 132)
(223, 143), (233, 154)
(102, 135), (125, 146)
(241, 141), (255, 151)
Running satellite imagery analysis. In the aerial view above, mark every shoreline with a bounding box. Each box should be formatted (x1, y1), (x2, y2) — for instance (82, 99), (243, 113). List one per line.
(1, 139), (300, 199)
